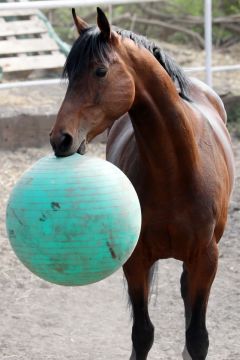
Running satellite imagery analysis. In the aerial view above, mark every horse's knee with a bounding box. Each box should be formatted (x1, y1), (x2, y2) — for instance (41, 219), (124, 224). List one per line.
(186, 325), (209, 360)
(132, 320), (154, 358)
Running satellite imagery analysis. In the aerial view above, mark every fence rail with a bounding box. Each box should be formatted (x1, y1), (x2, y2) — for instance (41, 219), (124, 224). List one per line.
(1, 63), (239, 90)
(0, 0), (160, 11)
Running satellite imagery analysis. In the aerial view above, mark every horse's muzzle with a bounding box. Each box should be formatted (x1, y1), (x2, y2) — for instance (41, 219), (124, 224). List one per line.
(50, 131), (74, 157)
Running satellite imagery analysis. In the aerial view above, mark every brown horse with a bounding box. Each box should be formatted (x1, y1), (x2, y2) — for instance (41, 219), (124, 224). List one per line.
(50, 8), (235, 360)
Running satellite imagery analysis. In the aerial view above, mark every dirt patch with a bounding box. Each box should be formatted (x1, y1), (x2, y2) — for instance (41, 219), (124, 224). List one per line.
(0, 137), (239, 359)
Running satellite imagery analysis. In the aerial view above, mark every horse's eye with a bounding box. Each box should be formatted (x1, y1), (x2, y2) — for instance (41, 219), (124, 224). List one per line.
(95, 67), (107, 77)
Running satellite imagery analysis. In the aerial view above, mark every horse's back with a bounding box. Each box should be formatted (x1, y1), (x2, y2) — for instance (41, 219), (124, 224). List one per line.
(187, 78), (235, 193)
(189, 77), (227, 123)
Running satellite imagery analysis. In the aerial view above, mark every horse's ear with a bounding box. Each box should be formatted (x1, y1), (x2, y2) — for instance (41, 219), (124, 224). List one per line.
(72, 8), (88, 35)
(97, 7), (111, 40)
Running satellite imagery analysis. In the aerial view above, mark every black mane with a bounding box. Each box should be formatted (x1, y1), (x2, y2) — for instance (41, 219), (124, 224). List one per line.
(63, 26), (190, 101)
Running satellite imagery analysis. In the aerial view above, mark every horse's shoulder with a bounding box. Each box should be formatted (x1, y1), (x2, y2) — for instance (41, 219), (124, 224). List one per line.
(107, 113), (130, 138)
(106, 113), (135, 163)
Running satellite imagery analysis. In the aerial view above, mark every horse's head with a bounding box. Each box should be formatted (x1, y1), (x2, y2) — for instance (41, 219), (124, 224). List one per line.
(50, 8), (135, 156)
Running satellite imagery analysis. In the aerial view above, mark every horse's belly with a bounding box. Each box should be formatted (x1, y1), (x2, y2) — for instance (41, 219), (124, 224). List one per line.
(139, 195), (217, 262)
(141, 221), (214, 262)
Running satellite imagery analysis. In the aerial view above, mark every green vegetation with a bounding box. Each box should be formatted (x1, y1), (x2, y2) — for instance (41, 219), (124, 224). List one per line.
(43, 1), (239, 48)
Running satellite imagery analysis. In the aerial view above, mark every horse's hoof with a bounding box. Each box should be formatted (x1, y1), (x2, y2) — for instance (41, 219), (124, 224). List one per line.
(182, 345), (192, 360)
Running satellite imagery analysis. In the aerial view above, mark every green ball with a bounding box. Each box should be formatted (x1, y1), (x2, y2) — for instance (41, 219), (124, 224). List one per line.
(6, 154), (141, 286)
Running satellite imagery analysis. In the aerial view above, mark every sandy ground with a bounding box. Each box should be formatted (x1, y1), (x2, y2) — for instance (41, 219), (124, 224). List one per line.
(0, 138), (240, 360)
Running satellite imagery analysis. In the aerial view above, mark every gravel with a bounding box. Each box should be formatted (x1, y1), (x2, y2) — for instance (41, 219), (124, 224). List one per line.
(0, 137), (239, 359)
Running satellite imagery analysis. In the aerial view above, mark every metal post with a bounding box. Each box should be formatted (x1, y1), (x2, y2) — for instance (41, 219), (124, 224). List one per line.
(204, 0), (212, 87)
(108, 4), (113, 24)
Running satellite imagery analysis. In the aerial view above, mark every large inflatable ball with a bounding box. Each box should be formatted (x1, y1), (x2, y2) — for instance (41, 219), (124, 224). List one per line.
(6, 154), (141, 286)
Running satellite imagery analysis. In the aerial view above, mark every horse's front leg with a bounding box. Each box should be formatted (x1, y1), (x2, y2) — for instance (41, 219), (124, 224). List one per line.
(123, 250), (154, 360)
(181, 240), (218, 360)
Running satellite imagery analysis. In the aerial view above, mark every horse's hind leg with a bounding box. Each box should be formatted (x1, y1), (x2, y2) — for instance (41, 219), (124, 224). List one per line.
(181, 263), (192, 330)
(181, 241), (218, 360)
(123, 254), (154, 360)
(181, 264), (194, 360)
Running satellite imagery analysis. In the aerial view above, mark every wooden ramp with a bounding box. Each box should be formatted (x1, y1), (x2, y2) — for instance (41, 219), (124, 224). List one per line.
(0, 6), (67, 80)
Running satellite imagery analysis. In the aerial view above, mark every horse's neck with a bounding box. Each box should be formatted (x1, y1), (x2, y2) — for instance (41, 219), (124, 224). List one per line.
(128, 55), (199, 182)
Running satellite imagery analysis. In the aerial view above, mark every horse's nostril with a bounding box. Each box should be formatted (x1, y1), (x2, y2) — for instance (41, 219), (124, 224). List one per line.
(50, 132), (73, 156)
(59, 133), (73, 152)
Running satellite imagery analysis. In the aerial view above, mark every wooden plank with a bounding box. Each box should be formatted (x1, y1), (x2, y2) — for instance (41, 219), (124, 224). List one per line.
(0, 19), (47, 37)
(0, 9), (38, 17)
(0, 53), (66, 72)
(0, 38), (59, 55)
